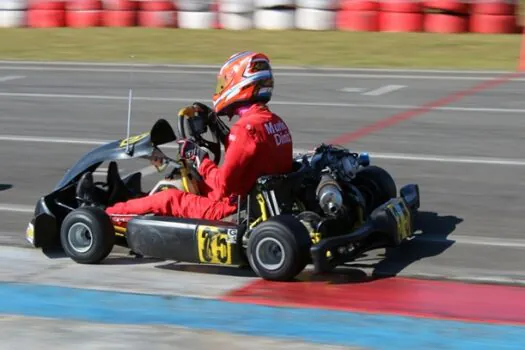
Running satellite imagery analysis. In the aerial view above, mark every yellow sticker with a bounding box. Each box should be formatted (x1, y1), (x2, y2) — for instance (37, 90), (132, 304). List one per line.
(26, 223), (34, 244)
(388, 201), (412, 241)
(119, 132), (150, 148)
(197, 226), (232, 265)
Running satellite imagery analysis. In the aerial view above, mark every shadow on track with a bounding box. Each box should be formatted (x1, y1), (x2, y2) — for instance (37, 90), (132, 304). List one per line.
(371, 210), (463, 279)
(155, 262), (258, 278)
(0, 184), (12, 191)
(290, 211), (463, 284)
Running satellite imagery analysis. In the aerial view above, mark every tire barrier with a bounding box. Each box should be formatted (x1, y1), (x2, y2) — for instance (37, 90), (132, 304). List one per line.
(27, 1), (66, 27)
(66, 0), (102, 28)
(4, 0), (519, 34)
(424, 13), (468, 33)
(0, 0), (27, 28)
(379, 11), (424, 32)
(218, 0), (253, 29)
(470, 13), (518, 33)
(254, 9), (295, 30)
(296, 8), (337, 30)
(337, 9), (379, 31)
(138, 0), (177, 27)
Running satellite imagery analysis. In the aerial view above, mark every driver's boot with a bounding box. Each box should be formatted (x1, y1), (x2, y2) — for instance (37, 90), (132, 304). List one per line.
(76, 172), (95, 206)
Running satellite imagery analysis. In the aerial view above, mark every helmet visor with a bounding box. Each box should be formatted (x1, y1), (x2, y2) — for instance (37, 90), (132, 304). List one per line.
(215, 75), (226, 95)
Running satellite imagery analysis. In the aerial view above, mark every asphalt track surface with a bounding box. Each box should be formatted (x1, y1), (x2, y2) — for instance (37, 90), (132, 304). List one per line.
(1, 61), (525, 288)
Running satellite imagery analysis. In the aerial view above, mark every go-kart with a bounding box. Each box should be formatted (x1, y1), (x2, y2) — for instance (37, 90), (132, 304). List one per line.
(25, 108), (421, 281)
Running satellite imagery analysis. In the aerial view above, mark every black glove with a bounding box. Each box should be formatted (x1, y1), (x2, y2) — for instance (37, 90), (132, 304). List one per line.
(177, 139), (209, 168)
(192, 102), (230, 145)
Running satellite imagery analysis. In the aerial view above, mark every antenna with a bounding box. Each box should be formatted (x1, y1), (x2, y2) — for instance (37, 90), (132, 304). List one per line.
(126, 54), (136, 154)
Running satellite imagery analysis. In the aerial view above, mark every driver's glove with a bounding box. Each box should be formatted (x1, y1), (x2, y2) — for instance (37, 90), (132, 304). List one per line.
(177, 139), (208, 168)
(192, 102), (230, 145)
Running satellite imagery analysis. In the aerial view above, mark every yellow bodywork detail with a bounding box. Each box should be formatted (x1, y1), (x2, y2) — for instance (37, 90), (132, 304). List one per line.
(26, 223), (34, 243)
(310, 231), (321, 244)
(386, 201), (412, 241)
(180, 167), (199, 194)
(178, 106), (196, 118)
(113, 226), (126, 237)
(197, 226), (232, 265)
(249, 217), (262, 229)
(256, 193), (268, 221)
(119, 132), (149, 148)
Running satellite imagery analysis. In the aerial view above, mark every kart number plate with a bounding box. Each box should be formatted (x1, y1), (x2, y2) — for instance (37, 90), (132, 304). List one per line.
(387, 200), (412, 242)
(26, 223), (34, 245)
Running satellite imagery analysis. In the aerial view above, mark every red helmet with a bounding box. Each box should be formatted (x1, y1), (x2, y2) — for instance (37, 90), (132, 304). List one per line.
(212, 51), (274, 117)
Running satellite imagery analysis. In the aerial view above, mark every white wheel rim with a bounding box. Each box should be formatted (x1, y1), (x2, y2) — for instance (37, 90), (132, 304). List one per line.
(255, 237), (285, 271)
(67, 222), (94, 253)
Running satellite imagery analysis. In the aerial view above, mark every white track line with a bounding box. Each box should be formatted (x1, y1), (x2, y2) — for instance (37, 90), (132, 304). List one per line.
(0, 204), (34, 213)
(417, 234), (525, 249)
(0, 76), (24, 82)
(1, 92), (524, 114)
(1, 134), (525, 166)
(363, 85), (407, 96)
(0, 65), (522, 81)
(0, 60), (513, 74)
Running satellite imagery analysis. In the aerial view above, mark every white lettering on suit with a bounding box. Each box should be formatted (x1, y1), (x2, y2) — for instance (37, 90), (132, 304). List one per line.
(264, 121), (291, 146)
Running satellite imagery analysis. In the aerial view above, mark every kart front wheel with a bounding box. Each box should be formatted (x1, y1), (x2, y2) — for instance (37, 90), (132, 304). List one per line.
(247, 215), (311, 282)
(60, 207), (115, 264)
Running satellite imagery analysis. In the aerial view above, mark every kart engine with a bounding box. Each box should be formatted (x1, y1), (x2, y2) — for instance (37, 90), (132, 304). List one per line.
(316, 172), (344, 216)
(307, 145), (369, 224)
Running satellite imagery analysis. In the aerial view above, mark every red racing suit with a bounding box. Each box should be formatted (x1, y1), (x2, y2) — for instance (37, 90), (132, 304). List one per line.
(105, 103), (294, 220)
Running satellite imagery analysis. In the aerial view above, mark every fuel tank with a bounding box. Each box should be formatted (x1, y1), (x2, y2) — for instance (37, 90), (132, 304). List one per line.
(125, 216), (244, 265)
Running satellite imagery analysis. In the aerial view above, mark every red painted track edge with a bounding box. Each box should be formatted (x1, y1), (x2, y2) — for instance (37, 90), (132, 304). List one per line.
(221, 294), (525, 327)
(221, 276), (525, 327)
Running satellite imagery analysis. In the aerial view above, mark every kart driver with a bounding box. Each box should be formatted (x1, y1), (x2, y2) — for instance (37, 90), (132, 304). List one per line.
(103, 51), (294, 220)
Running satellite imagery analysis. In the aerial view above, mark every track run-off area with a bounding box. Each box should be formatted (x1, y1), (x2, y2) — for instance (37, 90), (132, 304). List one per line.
(1, 61), (525, 349)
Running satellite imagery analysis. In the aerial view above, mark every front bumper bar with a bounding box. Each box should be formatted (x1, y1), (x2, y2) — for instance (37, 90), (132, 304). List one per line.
(310, 184), (420, 273)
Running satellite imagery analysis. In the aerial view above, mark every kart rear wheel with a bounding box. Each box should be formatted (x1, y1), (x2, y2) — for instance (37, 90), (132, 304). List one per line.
(352, 165), (397, 215)
(60, 207), (115, 264)
(247, 215), (311, 281)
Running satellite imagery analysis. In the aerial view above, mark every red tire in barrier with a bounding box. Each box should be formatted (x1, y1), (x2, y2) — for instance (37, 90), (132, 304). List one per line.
(379, 11), (424, 32)
(471, 1), (517, 16)
(66, 10), (102, 27)
(336, 10), (379, 31)
(469, 13), (517, 33)
(138, 10), (177, 27)
(103, 0), (137, 11)
(29, 0), (66, 10)
(27, 9), (66, 27)
(138, 0), (175, 11)
(423, 0), (469, 14)
(340, 0), (379, 11)
(379, 0), (422, 13)
(102, 10), (136, 26)
(67, 0), (103, 10)
(424, 13), (468, 33)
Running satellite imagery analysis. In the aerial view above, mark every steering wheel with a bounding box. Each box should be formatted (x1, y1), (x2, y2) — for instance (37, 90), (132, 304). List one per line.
(177, 111), (222, 165)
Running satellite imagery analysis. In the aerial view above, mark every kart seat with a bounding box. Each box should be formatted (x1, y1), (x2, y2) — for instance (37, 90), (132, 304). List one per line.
(106, 161), (132, 205)
(241, 159), (313, 221)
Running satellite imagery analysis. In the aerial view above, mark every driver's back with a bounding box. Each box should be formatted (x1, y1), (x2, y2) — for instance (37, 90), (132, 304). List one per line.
(199, 103), (293, 203)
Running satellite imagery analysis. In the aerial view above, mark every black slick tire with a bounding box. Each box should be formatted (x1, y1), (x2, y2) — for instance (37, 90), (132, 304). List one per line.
(353, 165), (397, 214)
(247, 215), (311, 281)
(60, 207), (115, 264)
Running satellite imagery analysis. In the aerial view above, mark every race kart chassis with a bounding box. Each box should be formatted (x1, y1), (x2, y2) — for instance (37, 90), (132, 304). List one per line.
(25, 116), (422, 281)
(105, 182), (420, 275)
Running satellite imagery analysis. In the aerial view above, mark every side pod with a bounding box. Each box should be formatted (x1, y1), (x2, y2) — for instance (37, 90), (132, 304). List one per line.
(125, 216), (245, 266)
